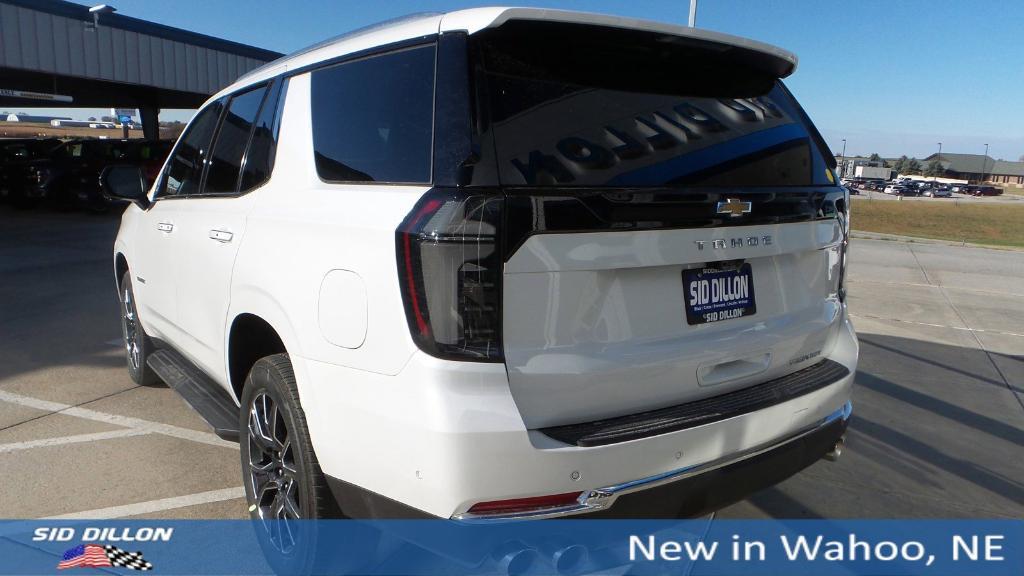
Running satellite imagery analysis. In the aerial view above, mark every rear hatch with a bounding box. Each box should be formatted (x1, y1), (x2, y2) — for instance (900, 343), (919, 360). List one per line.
(471, 20), (848, 429)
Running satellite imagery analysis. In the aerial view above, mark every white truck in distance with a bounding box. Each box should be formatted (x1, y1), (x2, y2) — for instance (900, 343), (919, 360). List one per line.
(855, 165), (894, 180)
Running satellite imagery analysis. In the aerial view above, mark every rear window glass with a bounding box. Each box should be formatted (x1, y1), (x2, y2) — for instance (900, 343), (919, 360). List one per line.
(473, 24), (832, 188)
(310, 44), (435, 184)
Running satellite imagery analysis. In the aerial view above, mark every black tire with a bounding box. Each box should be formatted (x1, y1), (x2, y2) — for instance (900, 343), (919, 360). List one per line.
(241, 354), (341, 522)
(119, 272), (160, 386)
(240, 354), (372, 574)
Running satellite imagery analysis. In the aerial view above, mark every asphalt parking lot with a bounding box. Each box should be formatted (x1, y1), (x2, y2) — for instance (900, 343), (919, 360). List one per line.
(1, 205), (1021, 520)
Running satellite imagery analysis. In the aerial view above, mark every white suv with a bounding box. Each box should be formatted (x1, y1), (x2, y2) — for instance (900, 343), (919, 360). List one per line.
(106, 8), (857, 523)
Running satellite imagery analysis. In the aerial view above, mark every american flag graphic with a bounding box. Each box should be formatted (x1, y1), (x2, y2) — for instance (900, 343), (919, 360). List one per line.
(58, 544), (153, 571)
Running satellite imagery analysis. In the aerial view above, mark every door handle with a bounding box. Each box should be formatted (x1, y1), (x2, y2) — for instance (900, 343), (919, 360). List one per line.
(209, 229), (234, 243)
(157, 222), (174, 232)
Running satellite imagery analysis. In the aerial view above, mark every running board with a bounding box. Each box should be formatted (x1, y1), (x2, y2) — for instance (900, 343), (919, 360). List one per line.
(146, 349), (240, 442)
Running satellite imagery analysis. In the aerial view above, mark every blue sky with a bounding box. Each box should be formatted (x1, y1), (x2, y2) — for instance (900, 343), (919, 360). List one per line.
(46, 0), (1024, 160)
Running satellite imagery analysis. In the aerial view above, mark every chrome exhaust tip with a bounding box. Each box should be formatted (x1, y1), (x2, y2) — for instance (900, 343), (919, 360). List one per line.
(550, 544), (588, 575)
(492, 541), (540, 576)
(823, 436), (845, 462)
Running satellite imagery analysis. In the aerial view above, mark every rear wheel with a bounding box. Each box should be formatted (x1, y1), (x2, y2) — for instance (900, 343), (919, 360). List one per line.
(119, 272), (159, 386)
(241, 354), (340, 524)
(240, 354), (359, 573)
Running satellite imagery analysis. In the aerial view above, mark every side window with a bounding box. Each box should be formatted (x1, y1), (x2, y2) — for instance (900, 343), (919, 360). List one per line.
(311, 44), (435, 183)
(239, 79), (286, 192)
(162, 101), (223, 197)
(204, 85), (268, 195)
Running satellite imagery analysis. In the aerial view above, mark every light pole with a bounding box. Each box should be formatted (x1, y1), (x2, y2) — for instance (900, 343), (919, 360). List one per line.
(689, 0), (698, 26)
(935, 142), (942, 183)
(983, 143), (989, 183)
(839, 138), (847, 179)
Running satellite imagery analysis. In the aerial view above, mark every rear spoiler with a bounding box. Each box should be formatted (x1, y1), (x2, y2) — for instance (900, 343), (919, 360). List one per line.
(441, 7), (797, 79)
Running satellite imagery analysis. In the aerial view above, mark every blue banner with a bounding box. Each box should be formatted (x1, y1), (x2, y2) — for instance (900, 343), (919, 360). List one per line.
(1, 519), (1020, 575)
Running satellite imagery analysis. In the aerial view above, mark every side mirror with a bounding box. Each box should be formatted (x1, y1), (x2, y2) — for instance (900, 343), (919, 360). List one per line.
(101, 165), (150, 209)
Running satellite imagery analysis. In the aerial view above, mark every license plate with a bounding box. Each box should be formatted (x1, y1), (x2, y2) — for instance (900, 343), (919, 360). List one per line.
(683, 263), (756, 325)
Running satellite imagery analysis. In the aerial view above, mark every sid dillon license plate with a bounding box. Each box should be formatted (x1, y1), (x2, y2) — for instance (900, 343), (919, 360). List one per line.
(683, 263), (756, 325)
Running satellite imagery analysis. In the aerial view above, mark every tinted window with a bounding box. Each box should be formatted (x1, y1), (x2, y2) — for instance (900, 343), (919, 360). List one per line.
(130, 140), (173, 161)
(240, 79), (285, 192)
(64, 143), (84, 158)
(311, 44), (435, 183)
(204, 86), (267, 195)
(1, 144), (28, 159)
(84, 141), (128, 160)
(6, 140), (61, 159)
(474, 24), (832, 188)
(163, 101), (223, 197)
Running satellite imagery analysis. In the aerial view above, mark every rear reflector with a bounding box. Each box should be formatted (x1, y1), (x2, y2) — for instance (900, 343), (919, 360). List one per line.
(466, 492), (583, 516)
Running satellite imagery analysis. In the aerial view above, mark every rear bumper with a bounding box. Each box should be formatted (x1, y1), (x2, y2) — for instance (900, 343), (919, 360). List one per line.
(299, 315), (858, 520)
(322, 401), (851, 521)
(457, 401), (850, 521)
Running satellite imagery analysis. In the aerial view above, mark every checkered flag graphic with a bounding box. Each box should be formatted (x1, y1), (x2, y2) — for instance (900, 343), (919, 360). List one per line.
(104, 545), (153, 571)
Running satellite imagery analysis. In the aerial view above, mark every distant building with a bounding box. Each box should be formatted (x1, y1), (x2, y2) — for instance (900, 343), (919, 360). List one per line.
(923, 153), (1024, 187)
(4, 113), (72, 123)
(49, 119), (119, 129)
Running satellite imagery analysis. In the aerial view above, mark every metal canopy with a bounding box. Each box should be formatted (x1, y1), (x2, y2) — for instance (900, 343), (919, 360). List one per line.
(0, 0), (282, 109)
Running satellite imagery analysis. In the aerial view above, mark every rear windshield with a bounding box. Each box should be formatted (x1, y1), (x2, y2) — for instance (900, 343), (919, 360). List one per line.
(472, 22), (833, 188)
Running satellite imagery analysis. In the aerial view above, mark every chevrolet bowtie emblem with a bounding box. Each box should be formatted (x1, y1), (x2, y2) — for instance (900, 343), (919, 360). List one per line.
(716, 198), (752, 217)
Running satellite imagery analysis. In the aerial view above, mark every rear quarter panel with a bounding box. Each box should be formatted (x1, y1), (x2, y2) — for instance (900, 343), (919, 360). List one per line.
(229, 72), (426, 384)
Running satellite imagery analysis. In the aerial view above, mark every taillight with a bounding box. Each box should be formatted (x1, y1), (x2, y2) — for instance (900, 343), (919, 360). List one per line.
(835, 190), (850, 302)
(396, 189), (504, 361)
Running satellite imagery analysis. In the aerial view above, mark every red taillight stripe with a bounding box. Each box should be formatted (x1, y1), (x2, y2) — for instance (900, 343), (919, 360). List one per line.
(467, 492), (583, 515)
(402, 199), (443, 337)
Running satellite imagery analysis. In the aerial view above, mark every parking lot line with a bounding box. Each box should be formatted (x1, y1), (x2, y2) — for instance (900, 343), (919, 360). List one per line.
(44, 487), (246, 520)
(849, 313), (1024, 338)
(0, 429), (149, 454)
(0, 390), (237, 449)
(906, 244), (1024, 414)
(848, 278), (1024, 298)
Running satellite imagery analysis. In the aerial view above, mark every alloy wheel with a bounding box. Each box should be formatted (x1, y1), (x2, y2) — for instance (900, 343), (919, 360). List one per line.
(247, 392), (302, 553)
(121, 287), (141, 371)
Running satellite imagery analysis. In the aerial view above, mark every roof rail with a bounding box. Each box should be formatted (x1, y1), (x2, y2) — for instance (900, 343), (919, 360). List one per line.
(236, 12), (441, 84)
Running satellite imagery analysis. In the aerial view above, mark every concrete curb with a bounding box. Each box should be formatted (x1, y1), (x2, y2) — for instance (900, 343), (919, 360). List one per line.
(851, 230), (1024, 252)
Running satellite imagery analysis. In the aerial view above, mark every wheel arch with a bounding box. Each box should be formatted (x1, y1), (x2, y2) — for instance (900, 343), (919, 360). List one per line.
(227, 313), (289, 403)
(114, 252), (129, 291)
